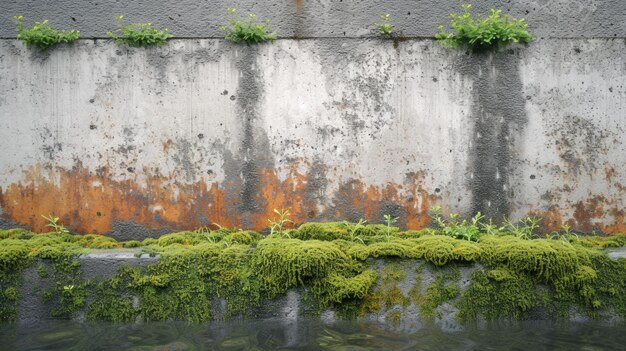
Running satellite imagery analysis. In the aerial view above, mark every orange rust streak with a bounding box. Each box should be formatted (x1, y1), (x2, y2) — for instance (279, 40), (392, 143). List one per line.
(0, 163), (439, 234)
(531, 195), (626, 234)
(530, 207), (563, 232)
(0, 165), (234, 234)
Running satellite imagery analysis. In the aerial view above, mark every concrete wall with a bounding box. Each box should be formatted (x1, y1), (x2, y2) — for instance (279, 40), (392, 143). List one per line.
(0, 1), (625, 237)
(1, 0), (625, 38)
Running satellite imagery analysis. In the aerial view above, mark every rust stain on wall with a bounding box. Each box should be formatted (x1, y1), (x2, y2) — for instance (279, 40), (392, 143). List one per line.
(530, 206), (564, 232)
(531, 195), (625, 234)
(0, 163), (437, 235)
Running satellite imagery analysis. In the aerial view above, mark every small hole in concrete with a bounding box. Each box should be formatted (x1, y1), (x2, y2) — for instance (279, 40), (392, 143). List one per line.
(435, 188), (441, 193)
(197, 133), (204, 139)
(89, 125), (97, 130)
(230, 95), (236, 101)
(530, 174), (536, 180)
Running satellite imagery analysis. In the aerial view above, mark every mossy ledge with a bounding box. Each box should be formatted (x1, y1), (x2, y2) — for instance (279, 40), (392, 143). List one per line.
(1, 224), (626, 328)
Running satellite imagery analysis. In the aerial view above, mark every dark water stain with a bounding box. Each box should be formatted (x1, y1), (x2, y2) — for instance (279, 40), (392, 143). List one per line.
(302, 158), (328, 219)
(107, 220), (173, 241)
(222, 46), (274, 228)
(457, 48), (528, 219)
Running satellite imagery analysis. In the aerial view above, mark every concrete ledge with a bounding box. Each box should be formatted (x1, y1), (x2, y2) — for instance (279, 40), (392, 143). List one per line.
(1, 0), (625, 38)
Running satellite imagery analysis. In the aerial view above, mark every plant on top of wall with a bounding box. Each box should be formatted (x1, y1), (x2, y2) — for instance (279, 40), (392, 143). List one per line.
(107, 16), (172, 47)
(374, 14), (394, 37)
(220, 8), (277, 44)
(12, 16), (80, 50)
(435, 3), (532, 50)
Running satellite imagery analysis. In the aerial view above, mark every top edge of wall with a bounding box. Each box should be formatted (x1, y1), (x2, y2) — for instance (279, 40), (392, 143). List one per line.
(0, 0), (625, 39)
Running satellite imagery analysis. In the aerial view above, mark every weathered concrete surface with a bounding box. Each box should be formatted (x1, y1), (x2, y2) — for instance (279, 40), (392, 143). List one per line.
(0, 38), (625, 235)
(1, 0), (625, 38)
(18, 251), (158, 323)
(15, 256), (625, 329)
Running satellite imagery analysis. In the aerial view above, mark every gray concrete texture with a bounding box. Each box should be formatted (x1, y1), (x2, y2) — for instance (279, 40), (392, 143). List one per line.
(1, 38), (625, 235)
(15, 255), (625, 328)
(1, 0), (626, 39)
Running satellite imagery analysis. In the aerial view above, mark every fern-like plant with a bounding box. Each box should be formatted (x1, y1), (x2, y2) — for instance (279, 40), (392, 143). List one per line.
(107, 16), (172, 47)
(220, 8), (277, 44)
(13, 16), (80, 50)
(435, 3), (532, 49)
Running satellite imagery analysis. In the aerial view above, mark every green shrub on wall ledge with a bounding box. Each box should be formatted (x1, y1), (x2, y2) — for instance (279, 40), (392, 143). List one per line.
(13, 16), (80, 50)
(107, 16), (172, 47)
(435, 3), (533, 50)
(220, 8), (277, 44)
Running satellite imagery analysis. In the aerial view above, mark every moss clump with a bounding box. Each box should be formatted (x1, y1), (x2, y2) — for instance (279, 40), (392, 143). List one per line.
(1, 225), (626, 323)
(360, 261), (410, 315)
(86, 268), (136, 322)
(419, 268), (460, 318)
(458, 268), (535, 321)
(291, 222), (401, 243)
(252, 238), (376, 307)
(348, 235), (481, 266)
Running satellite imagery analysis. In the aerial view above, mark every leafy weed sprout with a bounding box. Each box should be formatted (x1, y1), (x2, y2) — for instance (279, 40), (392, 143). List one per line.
(107, 16), (172, 47)
(220, 8), (277, 44)
(13, 16), (80, 50)
(343, 219), (367, 244)
(375, 14), (394, 36)
(383, 214), (398, 242)
(430, 207), (541, 241)
(268, 208), (294, 238)
(430, 207), (482, 242)
(435, 3), (532, 49)
(42, 214), (70, 235)
(503, 216), (540, 240)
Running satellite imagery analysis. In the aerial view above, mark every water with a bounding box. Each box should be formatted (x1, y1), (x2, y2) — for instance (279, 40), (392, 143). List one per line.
(1, 319), (625, 351)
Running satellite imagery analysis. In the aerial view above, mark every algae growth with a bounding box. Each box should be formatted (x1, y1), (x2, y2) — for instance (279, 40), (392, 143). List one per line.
(1, 222), (625, 323)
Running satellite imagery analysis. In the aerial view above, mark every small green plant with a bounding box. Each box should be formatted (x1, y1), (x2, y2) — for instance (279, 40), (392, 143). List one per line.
(430, 207), (482, 242)
(268, 208), (294, 238)
(547, 224), (578, 242)
(481, 218), (503, 236)
(13, 16), (80, 50)
(503, 216), (540, 240)
(42, 214), (70, 235)
(383, 214), (398, 242)
(435, 3), (532, 49)
(220, 8), (277, 44)
(107, 16), (172, 47)
(375, 14), (394, 36)
(343, 219), (367, 244)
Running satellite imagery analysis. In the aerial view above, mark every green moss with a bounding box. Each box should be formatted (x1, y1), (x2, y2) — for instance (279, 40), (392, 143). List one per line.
(79, 234), (121, 249)
(86, 268), (137, 322)
(291, 222), (350, 241)
(1, 226), (626, 323)
(575, 234), (626, 249)
(348, 236), (481, 266)
(291, 222), (399, 243)
(458, 268), (535, 321)
(419, 267), (460, 319)
(252, 238), (365, 300)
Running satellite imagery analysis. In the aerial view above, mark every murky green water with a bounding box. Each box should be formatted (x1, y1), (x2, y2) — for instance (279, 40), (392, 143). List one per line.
(1, 319), (624, 351)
